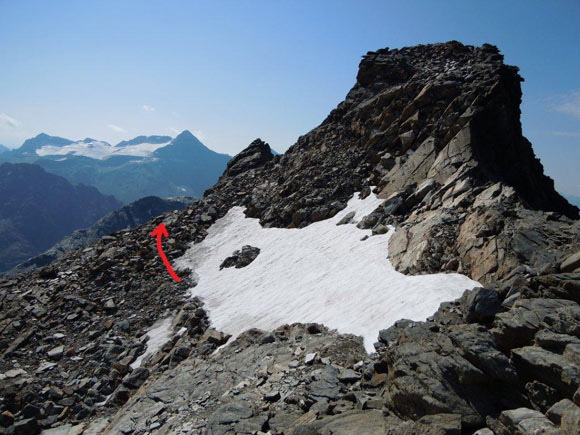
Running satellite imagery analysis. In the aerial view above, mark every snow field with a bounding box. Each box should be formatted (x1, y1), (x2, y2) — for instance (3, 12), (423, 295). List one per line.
(36, 140), (171, 160)
(176, 192), (480, 352)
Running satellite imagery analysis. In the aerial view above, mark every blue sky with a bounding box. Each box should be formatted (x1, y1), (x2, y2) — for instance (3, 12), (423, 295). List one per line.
(1, 0), (579, 195)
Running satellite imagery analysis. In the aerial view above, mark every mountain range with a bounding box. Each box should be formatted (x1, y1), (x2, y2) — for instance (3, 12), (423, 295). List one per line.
(1, 42), (580, 434)
(0, 162), (122, 272)
(8, 195), (196, 275)
(0, 130), (231, 203)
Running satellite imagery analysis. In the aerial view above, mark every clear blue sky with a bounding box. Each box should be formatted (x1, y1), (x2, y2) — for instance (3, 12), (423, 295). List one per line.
(1, 0), (579, 195)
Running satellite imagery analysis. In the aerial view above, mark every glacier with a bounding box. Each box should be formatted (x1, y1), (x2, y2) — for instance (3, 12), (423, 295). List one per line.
(36, 139), (171, 160)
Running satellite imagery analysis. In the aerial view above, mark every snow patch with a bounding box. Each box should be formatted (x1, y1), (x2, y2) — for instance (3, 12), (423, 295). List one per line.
(176, 192), (480, 352)
(130, 316), (174, 369)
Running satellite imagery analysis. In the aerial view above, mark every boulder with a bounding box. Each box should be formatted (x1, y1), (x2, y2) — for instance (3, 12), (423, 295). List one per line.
(546, 398), (577, 425)
(512, 346), (580, 397)
(498, 408), (559, 435)
(460, 287), (502, 323)
(561, 252), (580, 273)
(122, 367), (150, 389)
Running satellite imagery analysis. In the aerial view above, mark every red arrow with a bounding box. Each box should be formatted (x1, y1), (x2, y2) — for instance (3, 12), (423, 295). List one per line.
(150, 223), (181, 282)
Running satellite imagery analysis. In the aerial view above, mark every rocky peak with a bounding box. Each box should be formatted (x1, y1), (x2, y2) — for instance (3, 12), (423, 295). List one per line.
(174, 130), (195, 140)
(17, 133), (73, 155)
(215, 41), (578, 282)
(323, 41), (576, 218)
(223, 138), (274, 177)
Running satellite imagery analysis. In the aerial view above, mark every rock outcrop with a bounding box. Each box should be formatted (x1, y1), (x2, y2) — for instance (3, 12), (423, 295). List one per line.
(1, 42), (579, 434)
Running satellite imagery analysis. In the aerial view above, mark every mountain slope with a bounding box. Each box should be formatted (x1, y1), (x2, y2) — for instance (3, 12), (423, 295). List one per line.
(0, 144), (9, 154)
(9, 195), (196, 274)
(2, 131), (231, 202)
(0, 163), (122, 272)
(1, 42), (580, 434)
(565, 194), (580, 208)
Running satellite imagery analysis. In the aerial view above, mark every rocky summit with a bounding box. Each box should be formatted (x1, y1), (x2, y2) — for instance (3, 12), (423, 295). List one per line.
(1, 41), (580, 434)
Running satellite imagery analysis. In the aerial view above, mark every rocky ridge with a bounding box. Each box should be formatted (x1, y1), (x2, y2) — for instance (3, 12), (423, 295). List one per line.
(1, 42), (580, 434)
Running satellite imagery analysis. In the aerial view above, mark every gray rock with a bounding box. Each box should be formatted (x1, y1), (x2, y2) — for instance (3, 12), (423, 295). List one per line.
(561, 252), (580, 273)
(47, 345), (65, 360)
(499, 408), (559, 434)
(460, 287), (502, 323)
(512, 346), (580, 396)
(13, 418), (40, 435)
(448, 324), (518, 383)
(492, 298), (580, 350)
(400, 130), (416, 148)
(201, 329), (231, 345)
(525, 380), (560, 413)
(219, 245), (260, 270)
(309, 366), (341, 401)
(535, 330), (580, 353)
(122, 367), (149, 389)
(0, 411), (14, 428)
(305, 352), (318, 365)
(338, 369), (361, 384)
(336, 211), (356, 225)
(300, 409), (390, 435)
(417, 413), (462, 434)
(383, 193), (406, 215)
(561, 404), (580, 434)
(209, 402), (253, 425)
(263, 390), (280, 402)
(546, 398), (577, 425)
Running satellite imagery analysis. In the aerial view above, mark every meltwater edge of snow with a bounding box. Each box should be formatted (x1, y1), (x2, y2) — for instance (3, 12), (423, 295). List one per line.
(175, 192), (481, 352)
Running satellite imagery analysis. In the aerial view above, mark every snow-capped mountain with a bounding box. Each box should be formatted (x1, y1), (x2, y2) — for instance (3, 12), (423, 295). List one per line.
(3, 130), (231, 202)
(34, 136), (173, 160)
(0, 144), (9, 154)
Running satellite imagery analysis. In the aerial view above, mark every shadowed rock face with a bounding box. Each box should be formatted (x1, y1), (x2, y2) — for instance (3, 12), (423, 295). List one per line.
(7, 195), (196, 275)
(0, 163), (122, 272)
(1, 42), (580, 434)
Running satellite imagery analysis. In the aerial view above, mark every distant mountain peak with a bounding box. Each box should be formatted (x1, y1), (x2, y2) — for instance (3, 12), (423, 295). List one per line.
(164, 130), (206, 150)
(174, 130), (195, 139)
(17, 133), (74, 155)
